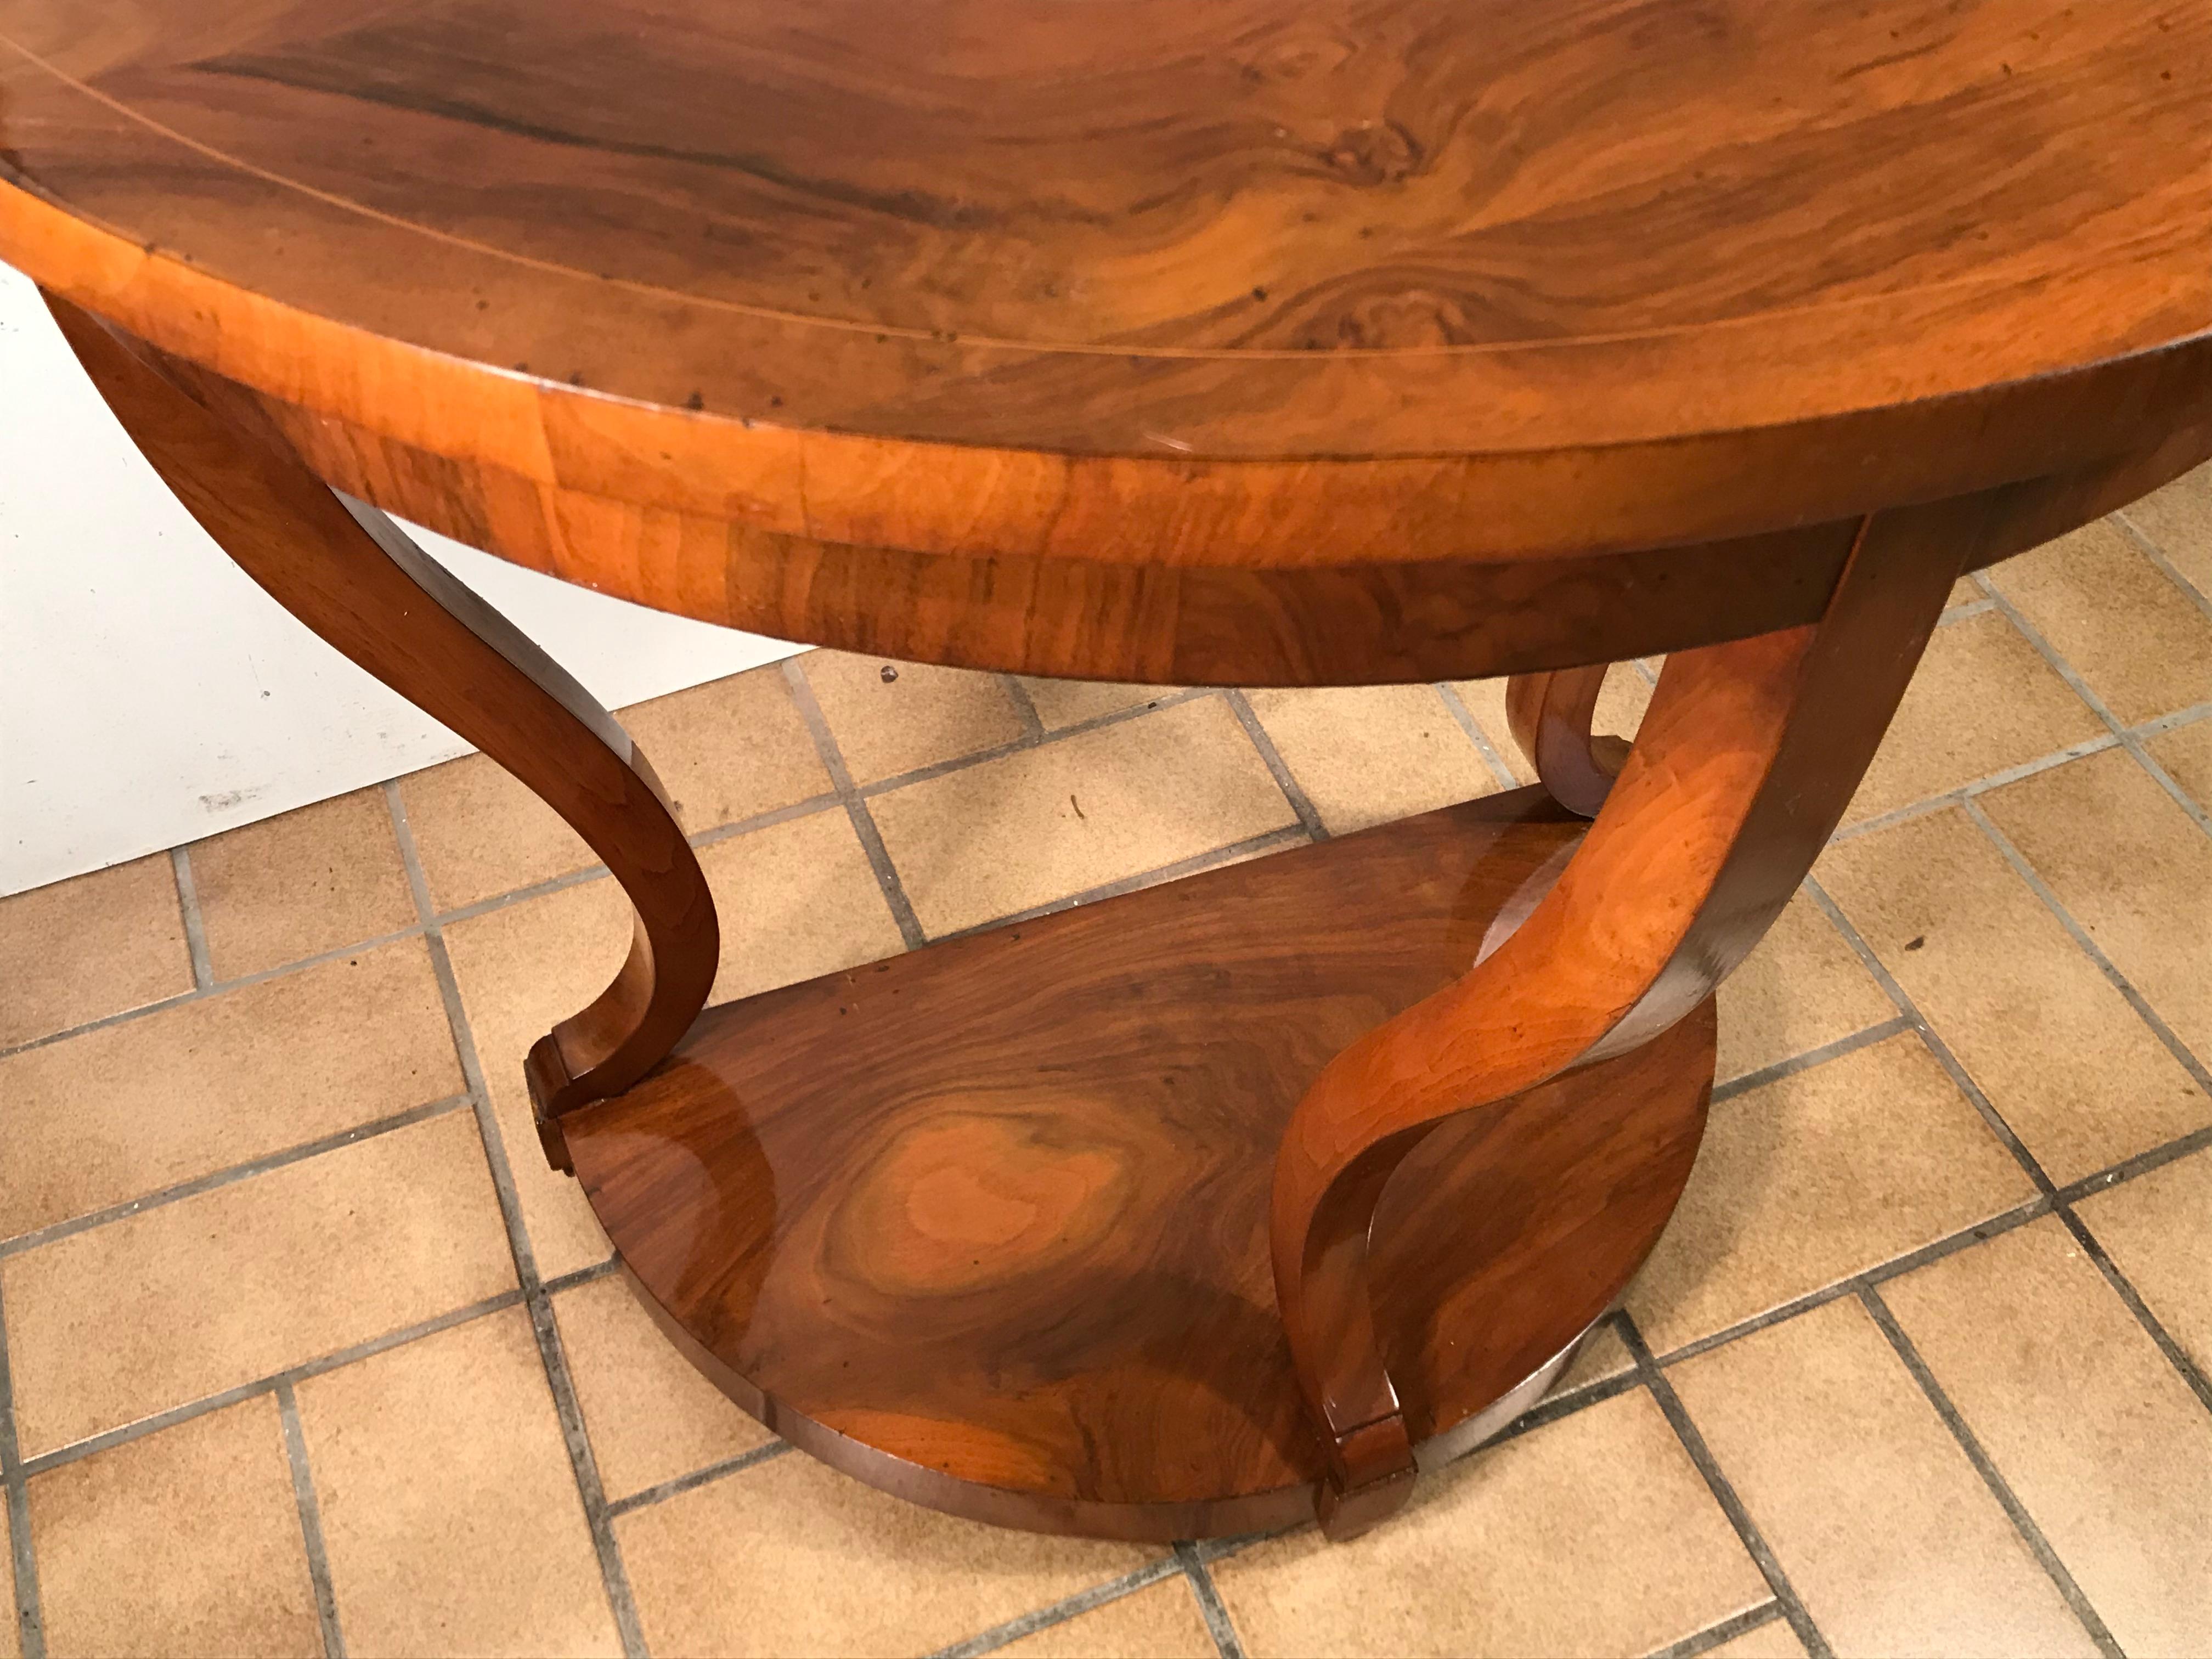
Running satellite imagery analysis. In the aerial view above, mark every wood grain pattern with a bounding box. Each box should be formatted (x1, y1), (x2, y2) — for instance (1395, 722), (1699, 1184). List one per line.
(1272, 497), (1978, 1534)
(565, 792), (1716, 1539)
(1506, 665), (1626, 818)
(42, 294), (721, 1148)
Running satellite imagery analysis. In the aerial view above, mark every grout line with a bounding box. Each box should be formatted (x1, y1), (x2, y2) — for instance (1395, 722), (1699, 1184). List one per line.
(853, 686), (1219, 804)
(929, 827), (1310, 943)
(277, 1380), (347, 1659)
(1960, 799), (2212, 1096)
(2111, 507), (2212, 621)
(1435, 681), (1525, 793)
(1221, 689), (1329, 841)
(1801, 879), (2058, 1195)
(1857, 1286), (2124, 1658)
(602, 1441), (794, 1518)
(682, 791), (842, 854)
(0, 1276), (45, 1659)
(1183, 1526), (1295, 1567)
(1937, 596), (1997, 625)
(2056, 1122), (2212, 1205)
(1974, 570), (2212, 841)
(1708, 1015), (1912, 1104)
(19, 1291), (527, 1479)
(2129, 698), (2212, 743)
(1175, 1542), (1249, 1659)
(543, 1255), (624, 1296)
(1646, 1600), (1786, 1659)
(782, 659), (928, 950)
(1000, 674), (1048, 743)
(930, 1556), (1187, 1659)
(169, 845), (216, 990)
(384, 783), (650, 1659)
(1483, 1366), (1645, 1451)
(1617, 1314), (1834, 1659)
(1823, 732), (2120, 845)
(0, 1095), (472, 1260)
(2056, 1207), (2212, 1416)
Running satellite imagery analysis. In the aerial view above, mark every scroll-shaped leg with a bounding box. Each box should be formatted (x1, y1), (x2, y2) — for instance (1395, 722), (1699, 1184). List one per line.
(1505, 664), (1628, 817)
(45, 294), (718, 1173)
(1273, 500), (1984, 1538)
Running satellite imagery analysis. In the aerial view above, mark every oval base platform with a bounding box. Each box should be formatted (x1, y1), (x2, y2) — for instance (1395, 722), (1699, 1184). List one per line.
(562, 789), (1716, 1541)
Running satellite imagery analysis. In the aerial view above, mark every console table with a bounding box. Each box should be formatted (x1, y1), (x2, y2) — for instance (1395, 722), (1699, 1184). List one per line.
(4, 0), (2208, 1543)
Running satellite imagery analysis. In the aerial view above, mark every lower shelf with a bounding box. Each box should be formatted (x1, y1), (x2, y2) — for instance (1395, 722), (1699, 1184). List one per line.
(563, 788), (1715, 1539)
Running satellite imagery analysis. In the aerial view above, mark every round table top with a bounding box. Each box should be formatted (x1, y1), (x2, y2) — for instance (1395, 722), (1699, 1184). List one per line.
(3, 2), (2211, 574)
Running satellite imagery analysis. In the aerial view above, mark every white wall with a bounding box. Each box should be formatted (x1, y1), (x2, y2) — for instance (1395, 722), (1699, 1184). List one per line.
(0, 264), (803, 896)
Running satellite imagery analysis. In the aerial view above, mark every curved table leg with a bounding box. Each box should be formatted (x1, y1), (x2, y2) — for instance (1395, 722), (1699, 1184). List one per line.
(1274, 500), (1987, 1538)
(44, 292), (719, 1173)
(1504, 663), (1630, 817)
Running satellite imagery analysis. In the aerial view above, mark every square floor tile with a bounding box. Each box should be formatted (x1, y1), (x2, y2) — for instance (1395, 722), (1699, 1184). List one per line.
(801, 652), (1027, 783)
(2, 1109), (515, 1455)
(189, 790), (416, 980)
(2120, 464), (2212, 600)
(296, 1307), (621, 1658)
(2073, 1147), (2212, 1376)
(1981, 747), (2212, 1062)
(0, 941), (461, 1239)
(1985, 520), (2212, 726)
(1706, 1616), (1809, 1658)
(619, 665), (832, 833)
(27, 1396), (319, 1658)
(1446, 680), (1537, 785)
(617, 1450), (1155, 1657)
(1819, 808), (2209, 1184)
(553, 1274), (775, 1503)
(1016, 679), (1179, 730)
(998, 1577), (1216, 1657)
(0, 854), (190, 1049)
(868, 695), (1295, 936)
(1667, 1296), (2096, 1657)
(0, 1497), (13, 1659)
(2146, 715), (2212, 815)
(1844, 613), (2103, 827)
(1211, 1389), (1765, 1657)
(1714, 888), (1894, 1086)
(1245, 684), (1500, 834)
(1881, 1217), (2212, 1657)
(1624, 1035), (2038, 1353)
(398, 752), (594, 914)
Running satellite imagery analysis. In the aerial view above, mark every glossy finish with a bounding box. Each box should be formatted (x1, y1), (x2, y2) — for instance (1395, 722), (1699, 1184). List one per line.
(566, 793), (1716, 1540)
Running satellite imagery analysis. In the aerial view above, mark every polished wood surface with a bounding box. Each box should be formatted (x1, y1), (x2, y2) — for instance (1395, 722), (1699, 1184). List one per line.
(566, 792), (1716, 1539)
(1276, 500), (1972, 1533)
(1506, 665), (1625, 819)
(44, 292), (722, 1135)
(4, 1), (2212, 670)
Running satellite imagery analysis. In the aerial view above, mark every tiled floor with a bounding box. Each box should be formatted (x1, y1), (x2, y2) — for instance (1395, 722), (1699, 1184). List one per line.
(3, 470), (2210, 1658)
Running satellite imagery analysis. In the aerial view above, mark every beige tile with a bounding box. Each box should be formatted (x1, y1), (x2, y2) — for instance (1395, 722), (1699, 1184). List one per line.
(0, 854), (190, 1049)
(1018, 678), (1178, 730)
(1883, 1217), (2212, 1657)
(1845, 613), (2103, 827)
(297, 1307), (620, 1658)
(1668, 1296), (2096, 1658)
(1983, 747), (2212, 1062)
(1554, 1319), (1634, 1396)
(870, 695), (1296, 936)
(2121, 462), (2212, 599)
(553, 1274), (775, 1502)
(618, 667), (831, 833)
(1819, 809), (2209, 1184)
(28, 1396), (319, 1658)
(2147, 716), (2212, 811)
(1987, 521), (2212, 725)
(189, 790), (416, 980)
(0, 1492), (13, 1659)
(399, 751), (593, 913)
(617, 1447), (1154, 1657)
(998, 1579), (1216, 1658)
(443, 810), (900, 1278)
(802, 651), (1026, 783)
(1947, 575), (1986, 608)
(1714, 889), (1894, 1086)
(1703, 1617), (1809, 1659)
(1214, 1389), (1764, 1657)
(2, 1109), (515, 1456)
(2074, 1147), (2212, 1375)
(0, 941), (461, 1238)
(1625, 1035), (2038, 1353)
(1246, 684), (1500, 834)
(1449, 679), (1537, 785)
